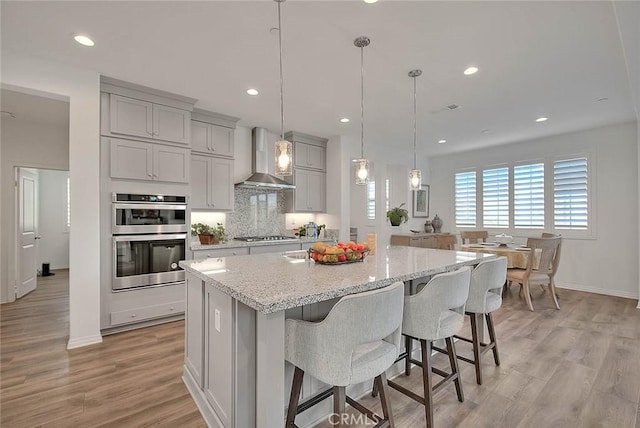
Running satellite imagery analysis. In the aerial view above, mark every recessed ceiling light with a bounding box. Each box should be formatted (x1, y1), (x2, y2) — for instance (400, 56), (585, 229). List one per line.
(246, 88), (259, 96)
(535, 117), (548, 122)
(74, 35), (95, 47)
(339, 118), (350, 123)
(438, 139), (447, 144)
(363, 0), (379, 3)
(463, 66), (478, 75)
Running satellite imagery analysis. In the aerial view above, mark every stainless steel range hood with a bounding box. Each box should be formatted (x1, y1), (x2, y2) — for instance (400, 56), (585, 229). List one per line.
(235, 127), (295, 189)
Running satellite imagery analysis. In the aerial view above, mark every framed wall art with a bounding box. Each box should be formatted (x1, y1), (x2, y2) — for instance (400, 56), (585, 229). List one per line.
(412, 184), (430, 218)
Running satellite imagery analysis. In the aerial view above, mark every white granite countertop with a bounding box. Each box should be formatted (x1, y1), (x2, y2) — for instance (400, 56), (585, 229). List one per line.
(179, 246), (496, 314)
(191, 236), (334, 251)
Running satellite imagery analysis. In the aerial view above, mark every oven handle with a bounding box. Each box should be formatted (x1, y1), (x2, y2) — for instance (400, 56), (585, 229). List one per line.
(113, 203), (187, 211)
(113, 233), (187, 242)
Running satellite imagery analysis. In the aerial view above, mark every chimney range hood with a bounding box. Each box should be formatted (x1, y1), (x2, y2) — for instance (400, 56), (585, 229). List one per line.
(235, 127), (295, 190)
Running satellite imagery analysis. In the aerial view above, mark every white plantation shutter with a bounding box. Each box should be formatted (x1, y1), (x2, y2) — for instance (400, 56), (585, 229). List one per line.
(483, 167), (509, 228)
(455, 171), (476, 227)
(514, 163), (544, 229)
(554, 157), (588, 230)
(367, 181), (375, 220)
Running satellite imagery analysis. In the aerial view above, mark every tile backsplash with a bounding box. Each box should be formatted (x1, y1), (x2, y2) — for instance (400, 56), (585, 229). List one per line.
(226, 187), (286, 237)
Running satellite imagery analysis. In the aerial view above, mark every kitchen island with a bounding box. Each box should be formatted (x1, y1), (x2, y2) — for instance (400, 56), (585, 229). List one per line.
(179, 246), (495, 428)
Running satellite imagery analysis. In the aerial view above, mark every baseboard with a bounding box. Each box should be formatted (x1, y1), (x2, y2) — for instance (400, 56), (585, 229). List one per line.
(555, 282), (639, 300)
(66, 334), (103, 349)
(183, 367), (223, 428)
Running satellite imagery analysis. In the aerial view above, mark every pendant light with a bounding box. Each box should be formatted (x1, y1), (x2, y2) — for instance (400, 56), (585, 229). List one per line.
(274, 0), (292, 176)
(354, 36), (370, 185)
(408, 69), (422, 191)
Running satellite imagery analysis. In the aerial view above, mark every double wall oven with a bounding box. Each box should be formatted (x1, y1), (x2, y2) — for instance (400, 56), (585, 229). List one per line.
(112, 193), (187, 291)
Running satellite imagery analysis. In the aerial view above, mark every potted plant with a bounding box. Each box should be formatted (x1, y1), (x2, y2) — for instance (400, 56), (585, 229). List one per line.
(191, 222), (226, 245)
(386, 203), (410, 226)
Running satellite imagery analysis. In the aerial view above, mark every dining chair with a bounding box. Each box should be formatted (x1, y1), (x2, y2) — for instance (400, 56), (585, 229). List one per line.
(285, 282), (404, 428)
(506, 236), (561, 311)
(460, 230), (489, 244)
(541, 232), (559, 238)
(435, 234), (457, 250)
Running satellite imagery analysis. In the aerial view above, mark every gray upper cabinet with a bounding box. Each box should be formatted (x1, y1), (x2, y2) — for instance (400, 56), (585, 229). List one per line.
(284, 131), (328, 213)
(190, 109), (239, 157)
(190, 155), (234, 210)
(110, 138), (190, 183)
(109, 94), (190, 145)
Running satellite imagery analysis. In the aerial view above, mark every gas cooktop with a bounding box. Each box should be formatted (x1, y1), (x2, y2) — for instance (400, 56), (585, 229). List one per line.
(234, 235), (298, 242)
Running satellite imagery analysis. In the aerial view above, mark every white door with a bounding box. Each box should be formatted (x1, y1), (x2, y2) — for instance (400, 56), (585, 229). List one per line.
(17, 168), (39, 299)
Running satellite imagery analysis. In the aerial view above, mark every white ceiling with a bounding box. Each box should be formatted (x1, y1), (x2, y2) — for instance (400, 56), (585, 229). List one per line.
(1, 1), (636, 157)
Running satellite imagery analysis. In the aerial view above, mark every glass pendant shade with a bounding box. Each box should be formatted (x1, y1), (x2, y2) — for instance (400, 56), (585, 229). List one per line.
(410, 169), (422, 190)
(274, 139), (292, 176)
(355, 159), (370, 185)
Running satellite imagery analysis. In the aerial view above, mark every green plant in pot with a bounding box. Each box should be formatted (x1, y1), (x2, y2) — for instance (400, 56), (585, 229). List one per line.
(386, 203), (410, 226)
(192, 222), (226, 245)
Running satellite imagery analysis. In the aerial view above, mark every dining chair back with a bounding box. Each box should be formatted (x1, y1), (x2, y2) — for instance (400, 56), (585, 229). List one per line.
(460, 230), (489, 244)
(541, 232), (559, 238)
(506, 236), (561, 311)
(435, 233), (457, 250)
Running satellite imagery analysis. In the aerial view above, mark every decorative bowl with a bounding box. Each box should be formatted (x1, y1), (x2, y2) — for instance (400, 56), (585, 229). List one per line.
(308, 248), (368, 265)
(494, 233), (513, 245)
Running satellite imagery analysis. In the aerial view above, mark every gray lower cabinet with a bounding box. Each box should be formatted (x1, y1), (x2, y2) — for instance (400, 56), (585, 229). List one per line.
(192, 247), (249, 259)
(190, 155), (234, 211)
(249, 243), (301, 254)
(185, 275), (204, 387)
(110, 138), (190, 183)
(290, 169), (326, 212)
(109, 94), (190, 145)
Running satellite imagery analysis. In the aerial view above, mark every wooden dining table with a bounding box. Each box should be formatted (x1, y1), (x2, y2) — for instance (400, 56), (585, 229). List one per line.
(460, 243), (541, 269)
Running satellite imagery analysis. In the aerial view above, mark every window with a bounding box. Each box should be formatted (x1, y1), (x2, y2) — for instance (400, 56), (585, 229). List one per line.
(367, 181), (375, 220)
(66, 176), (71, 229)
(455, 171), (476, 227)
(514, 163), (544, 229)
(554, 157), (588, 230)
(483, 167), (509, 228)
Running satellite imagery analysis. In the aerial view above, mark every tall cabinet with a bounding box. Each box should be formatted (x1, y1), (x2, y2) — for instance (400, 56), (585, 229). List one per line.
(190, 109), (239, 211)
(284, 131), (328, 213)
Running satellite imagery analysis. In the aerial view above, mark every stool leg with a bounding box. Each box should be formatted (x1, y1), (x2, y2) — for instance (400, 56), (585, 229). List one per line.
(445, 337), (464, 403)
(371, 379), (379, 398)
(420, 339), (434, 428)
(376, 372), (395, 428)
(405, 336), (412, 376)
(470, 312), (483, 385)
(333, 386), (346, 428)
(485, 312), (500, 366)
(286, 367), (304, 427)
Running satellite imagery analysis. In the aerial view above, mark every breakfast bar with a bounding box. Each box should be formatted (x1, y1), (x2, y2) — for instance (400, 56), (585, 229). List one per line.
(179, 246), (495, 428)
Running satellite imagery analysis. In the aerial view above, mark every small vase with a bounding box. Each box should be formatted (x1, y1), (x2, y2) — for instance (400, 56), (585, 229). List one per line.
(424, 220), (433, 233)
(432, 214), (443, 233)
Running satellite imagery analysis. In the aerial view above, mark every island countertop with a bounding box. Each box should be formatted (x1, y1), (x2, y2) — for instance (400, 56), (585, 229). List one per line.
(179, 246), (495, 314)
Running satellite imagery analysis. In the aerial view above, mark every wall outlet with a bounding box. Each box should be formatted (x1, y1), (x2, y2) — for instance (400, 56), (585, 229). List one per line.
(214, 309), (221, 332)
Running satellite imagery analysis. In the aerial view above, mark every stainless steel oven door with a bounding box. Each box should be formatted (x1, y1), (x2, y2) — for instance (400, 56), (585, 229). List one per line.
(112, 203), (187, 234)
(112, 234), (186, 291)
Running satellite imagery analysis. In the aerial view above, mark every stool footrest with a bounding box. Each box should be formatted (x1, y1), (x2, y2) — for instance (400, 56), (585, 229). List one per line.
(296, 387), (333, 414)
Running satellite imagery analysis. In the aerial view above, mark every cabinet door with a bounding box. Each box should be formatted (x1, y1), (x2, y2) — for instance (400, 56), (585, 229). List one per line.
(209, 124), (234, 157)
(109, 94), (153, 139)
(153, 145), (190, 183)
(294, 142), (325, 171)
(210, 157), (234, 211)
(249, 243), (301, 255)
(191, 121), (210, 153)
(307, 171), (326, 212)
(110, 139), (153, 180)
(185, 274), (204, 388)
(409, 237), (422, 247)
(153, 104), (190, 145)
(293, 169), (310, 211)
(190, 155), (211, 209)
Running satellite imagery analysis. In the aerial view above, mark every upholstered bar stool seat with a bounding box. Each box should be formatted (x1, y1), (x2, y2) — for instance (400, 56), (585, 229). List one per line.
(285, 281), (405, 428)
(451, 257), (507, 385)
(386, 267), (471, 428)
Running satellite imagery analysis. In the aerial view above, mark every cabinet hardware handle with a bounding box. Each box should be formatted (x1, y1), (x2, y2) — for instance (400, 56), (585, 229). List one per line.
(131, 314), (136, 318)
(232, 252), (237, 255)
(170, 307), (174, 311)
(148, 173), (153, 177)
(146, 131), (153, 136)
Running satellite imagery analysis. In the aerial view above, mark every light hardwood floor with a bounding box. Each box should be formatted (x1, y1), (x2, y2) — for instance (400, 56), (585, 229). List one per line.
(1, 271), (639, 427)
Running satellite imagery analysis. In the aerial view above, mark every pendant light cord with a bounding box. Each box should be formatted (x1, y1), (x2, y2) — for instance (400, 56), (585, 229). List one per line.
(277, 0), (285, 141)
(360, 46), (365, 159)
(413, 75), (417, 169)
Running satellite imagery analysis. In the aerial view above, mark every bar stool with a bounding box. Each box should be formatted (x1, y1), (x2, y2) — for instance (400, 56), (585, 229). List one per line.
(285, 281), (405, 428)
(453, 257), (507, 385)
(388, 267), (471, 428)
